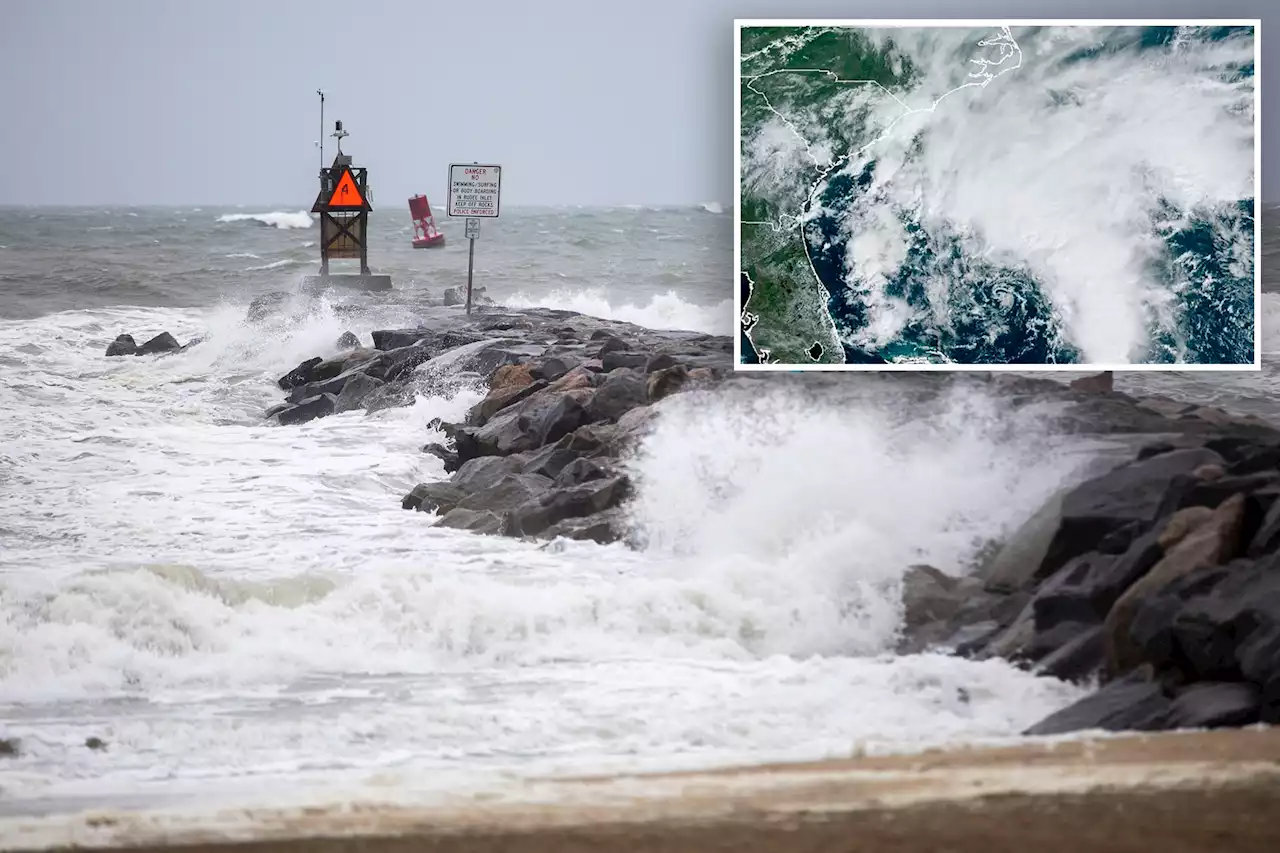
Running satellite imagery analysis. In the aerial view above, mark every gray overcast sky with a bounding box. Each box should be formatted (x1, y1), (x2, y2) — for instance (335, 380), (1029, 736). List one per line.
(1, 0), (1273, 206)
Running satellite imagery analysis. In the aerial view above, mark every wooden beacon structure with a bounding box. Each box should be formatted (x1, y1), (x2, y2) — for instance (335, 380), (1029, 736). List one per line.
(303, 111), (392, 291)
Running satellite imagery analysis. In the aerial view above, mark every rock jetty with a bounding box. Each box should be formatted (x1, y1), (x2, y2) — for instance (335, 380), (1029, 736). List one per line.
(254, 302), (1279, 739)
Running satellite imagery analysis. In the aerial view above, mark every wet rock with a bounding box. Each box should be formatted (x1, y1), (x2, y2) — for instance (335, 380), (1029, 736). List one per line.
(435, 507), (504, 534)
(334, 373), (384, 413)
(452, 456), (526, 493)
(247, 291), (290, 321)
(454, 473), (553, 515)
(539, 507), (628, 544)
(505, 476), (631, 538)
(979, 489), (1069, 594)
(1069, 371), (1114, 394)
(466, 379), (548, 427)
(105, 334), (137, 357)
(1165, 682), (1261, 729)
(0, 737), (20, 757)
(1038, 448), (1226, 586)
(364, 381), (415, 413)
(1024, 668), (1173, 735)
(461, 389), (592, 460)
(531, 356), (580, 382)
(490, 363), (534, 392)
(271, 393), (337, 426)
(421, 442), (459, 473)
(595, 336), (631, 356)
(587, 371), (648, 424)
(554, 457), (608, 487)
(520, 446), (583, 481)
(1130, 556), (1280, 694)
(644, 352), (680, 373)
(277, 357), (323, 390)
(137, 331), (181, 355)
(336, 331), (361, 349)
(601, 350), (648, 372)
(472, 343), (546, 375)
(443, 287), (464, 307)
(1104, 493), (1246, 678)
(1030, 535), (1163, 632)
(84, 736), (108, 751)
(401, 482), (466, 514)
(902, 565), (965, 634)
(1033, 625), (1105, 682)
(371, 328), (429, 350)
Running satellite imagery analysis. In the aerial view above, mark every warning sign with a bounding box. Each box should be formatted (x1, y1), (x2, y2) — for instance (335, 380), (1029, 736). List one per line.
(447, 164), (502, 218)
(327, 168), (366, 209)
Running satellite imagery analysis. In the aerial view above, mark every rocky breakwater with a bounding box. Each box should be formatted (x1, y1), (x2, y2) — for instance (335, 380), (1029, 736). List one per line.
(265, 305), (729, 540)
(262, 305), (1280, 738)
(902, 404), (1280, 736)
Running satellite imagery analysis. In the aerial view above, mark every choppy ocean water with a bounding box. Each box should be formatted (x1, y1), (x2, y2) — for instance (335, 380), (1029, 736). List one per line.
(0, 203), (1275, 816)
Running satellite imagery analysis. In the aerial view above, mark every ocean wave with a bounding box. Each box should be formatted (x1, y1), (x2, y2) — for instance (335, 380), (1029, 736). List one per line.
(216, 210), (315, 230)
(699, 201), (726, 214)
(243, 258), (303, 272)
(503, 287), (734, 336)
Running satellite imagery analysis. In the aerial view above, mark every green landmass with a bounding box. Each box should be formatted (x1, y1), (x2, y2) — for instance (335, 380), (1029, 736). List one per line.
(739, 27), (918, 366)
(741, 223), (842, 364)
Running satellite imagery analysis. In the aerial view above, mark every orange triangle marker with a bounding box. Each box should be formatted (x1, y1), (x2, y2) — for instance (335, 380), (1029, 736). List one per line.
(327, 169), (365, 208)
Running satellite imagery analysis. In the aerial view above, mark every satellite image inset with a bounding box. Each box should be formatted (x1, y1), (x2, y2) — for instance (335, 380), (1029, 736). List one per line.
(737, 23), (1258, 368)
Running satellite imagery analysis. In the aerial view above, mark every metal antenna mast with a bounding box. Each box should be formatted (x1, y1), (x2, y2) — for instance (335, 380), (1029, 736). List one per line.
(317, 89), (325, 168)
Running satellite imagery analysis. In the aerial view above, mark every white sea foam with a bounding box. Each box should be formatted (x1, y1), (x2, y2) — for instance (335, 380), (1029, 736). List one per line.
(699, 201), (726, 214)
(503, 287), (734, 335)
(0, 299), (1091, 804)
(216, 210), (316, 230)
(243, 258), (303, 272)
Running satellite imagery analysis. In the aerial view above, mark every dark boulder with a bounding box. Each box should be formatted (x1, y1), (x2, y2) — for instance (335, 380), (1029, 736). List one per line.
(1024, 668), (1172, 736)
(601, 350), (648, 372)
(531, 356), (580, 382)
(504, 476), (631, 537)
(336, 331), (361, 350)
(520, 446), (582, 481)
(539, 507), (628, 544)
(644, 352), (680, 373)
(452, 456), (526, 493)
(466, 379), (548, 427)
(586, 371), (648, 424)
(334, 373), (384, 413)
(1104, 494), (1246, 678)
(105, 334), (137, 357)
(1033, 625), (1105, 682)
(421, 442), (460, 473)
(1165, 682), (1262, 729)
(1031, 534), (1163, 632)
(401, 482), (466, 514)
(554, 457), (608, 487)
(461, 389), (593, 460)
(595, 336), (631, 356)
(136, 332), (181, 355)
(443, 287), (464, 307)
(372, 328), (429, 350)
(271, 393), (337, 426)
(435, 507), (504, 534)
(277, 357), (323, 390)
(455, 473), (553, 515)
(364, 381), (415, 413)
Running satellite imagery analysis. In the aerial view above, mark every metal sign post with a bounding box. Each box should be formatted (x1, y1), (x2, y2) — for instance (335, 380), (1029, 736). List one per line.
(447, 163), (502, 316)
(464, 218), (480, 314)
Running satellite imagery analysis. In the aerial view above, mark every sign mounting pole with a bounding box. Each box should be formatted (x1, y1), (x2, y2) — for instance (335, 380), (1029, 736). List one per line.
(447, 161), (502, 316)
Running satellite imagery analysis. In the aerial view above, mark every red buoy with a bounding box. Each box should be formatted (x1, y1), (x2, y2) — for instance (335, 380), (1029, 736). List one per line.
(409, 194), (446, 249)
